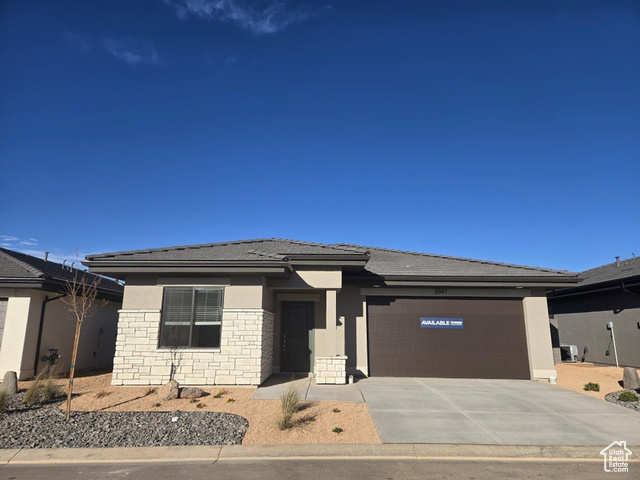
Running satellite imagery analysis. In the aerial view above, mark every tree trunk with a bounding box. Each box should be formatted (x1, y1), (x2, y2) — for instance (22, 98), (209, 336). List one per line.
(65, 322), (82, 420)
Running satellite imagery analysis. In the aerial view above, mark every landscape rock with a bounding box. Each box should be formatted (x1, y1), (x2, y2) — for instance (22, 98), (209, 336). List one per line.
(1, 371), (18, 395)
(159, 379), (179, 401)
(623, 367), (640, 391)
(180, 387), (206, 399)
(0, 392), (248, 448)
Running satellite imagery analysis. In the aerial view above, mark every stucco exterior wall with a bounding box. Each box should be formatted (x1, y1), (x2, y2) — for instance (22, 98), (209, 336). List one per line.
(337, 286), (368, 376)
(550, 290), (640, 368)
(37, 298), (121, 375)
(0, 288), (120, 380)
(523, 294), (556, 380)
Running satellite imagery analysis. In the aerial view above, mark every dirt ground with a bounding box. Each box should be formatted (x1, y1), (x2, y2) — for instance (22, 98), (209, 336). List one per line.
(18, 373), (381, 445)
(553, 362), (636, 400)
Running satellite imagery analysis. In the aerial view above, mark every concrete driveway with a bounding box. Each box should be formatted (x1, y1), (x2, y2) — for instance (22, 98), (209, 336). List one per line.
(357, 377), (640, 445)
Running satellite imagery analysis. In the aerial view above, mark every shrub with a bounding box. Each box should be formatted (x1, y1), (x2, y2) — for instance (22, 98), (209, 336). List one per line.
(583, 382), (600, 392)
(23, 376), (62, 406)
(153, 402), (161, 407)
(332, 408), (341, 413)
(196, 403), (206, 409)
(226, 398), (235, 403)
(144, 387), (157, 396)
(332, 427), (344, 434)
(618, 391), (639, 402)
(214, 389), (227, 399)
(277, 384), (301, 430)
(0, 391), (8, 413)
(95, 389), (111, 399)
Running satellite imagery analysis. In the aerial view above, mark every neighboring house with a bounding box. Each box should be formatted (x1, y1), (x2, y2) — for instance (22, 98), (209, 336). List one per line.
(84, 238), (578, 387)
(0, 248), (123, 380)
(548, 255), (640, 368)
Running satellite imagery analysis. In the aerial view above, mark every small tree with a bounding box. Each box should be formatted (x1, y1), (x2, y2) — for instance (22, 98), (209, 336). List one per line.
(61, 267), (104, 420)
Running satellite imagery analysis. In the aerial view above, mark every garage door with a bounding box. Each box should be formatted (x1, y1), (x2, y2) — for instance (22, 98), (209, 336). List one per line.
(367, 297), (531, 379)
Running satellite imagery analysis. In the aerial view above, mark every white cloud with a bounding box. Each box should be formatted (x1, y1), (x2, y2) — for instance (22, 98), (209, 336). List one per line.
(163, 0), (318, 35)
(0, 235), (19, 242)
(103, 37), (163, 66)
(64, 31), (92, 53)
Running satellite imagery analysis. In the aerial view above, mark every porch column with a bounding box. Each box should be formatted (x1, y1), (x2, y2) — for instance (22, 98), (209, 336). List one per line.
(325, 289), (337, 355)
(315, 289), (347, 384)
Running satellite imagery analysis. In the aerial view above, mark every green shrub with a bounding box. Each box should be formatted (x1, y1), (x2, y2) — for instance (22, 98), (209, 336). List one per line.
(277, 384), (301, 430)
(144, 387), (157, 396)
(618, 391), (639, 402)
(23, 374), (62, 406)
(332, 427), (344, 434)
(583, 382), (600, 392)
(0, 391), (8, 413)
(214, 388), (227, 399)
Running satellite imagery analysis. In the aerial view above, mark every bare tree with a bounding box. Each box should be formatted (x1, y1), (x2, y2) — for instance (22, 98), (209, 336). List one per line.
(60, 267), (104, 420)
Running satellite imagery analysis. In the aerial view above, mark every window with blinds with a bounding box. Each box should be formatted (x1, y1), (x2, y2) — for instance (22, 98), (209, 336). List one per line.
(159, 287), (224, 348)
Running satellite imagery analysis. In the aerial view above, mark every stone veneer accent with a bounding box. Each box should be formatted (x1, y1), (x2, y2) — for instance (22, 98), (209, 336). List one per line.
(112, 309), (274, 386)
(315, 356), (347, 384)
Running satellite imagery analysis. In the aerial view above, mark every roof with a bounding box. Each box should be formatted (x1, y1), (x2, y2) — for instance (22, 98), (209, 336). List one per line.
(336, 243), (573, 279)
(85, 238), (577, 284)
(577, 256), (640, 288)
(86, 238), (368, 262)
(0, 248), (123, 298)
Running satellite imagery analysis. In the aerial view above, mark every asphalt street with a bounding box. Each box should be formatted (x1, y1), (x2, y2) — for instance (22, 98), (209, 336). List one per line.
(0, 459), (618, 480)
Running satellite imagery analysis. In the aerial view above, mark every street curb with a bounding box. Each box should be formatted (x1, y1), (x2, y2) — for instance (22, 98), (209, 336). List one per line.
(2, 444), (639, 465)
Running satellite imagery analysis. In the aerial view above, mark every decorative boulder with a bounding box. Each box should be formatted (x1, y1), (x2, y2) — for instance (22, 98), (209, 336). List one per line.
(180, 387), (206, 399)
(1, 371), (18, 395)
(623, 367), (640, 391)
(160, 379), (180, 401)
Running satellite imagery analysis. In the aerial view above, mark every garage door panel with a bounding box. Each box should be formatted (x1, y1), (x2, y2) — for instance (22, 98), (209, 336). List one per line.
(367, 297), (531, 380)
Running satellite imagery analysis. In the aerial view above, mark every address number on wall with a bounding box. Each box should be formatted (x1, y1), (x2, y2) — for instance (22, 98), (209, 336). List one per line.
(434, 288), (448, 295)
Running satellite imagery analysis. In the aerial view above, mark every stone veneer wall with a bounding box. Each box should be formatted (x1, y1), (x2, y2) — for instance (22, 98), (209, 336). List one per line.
(315, 356), (347, 384)
(112, 309), (274, 386)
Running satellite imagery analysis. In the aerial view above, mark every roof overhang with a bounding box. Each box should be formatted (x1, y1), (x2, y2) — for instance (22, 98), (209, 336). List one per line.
(0, 278), (123, 302)
(344, 273), (580, 289)
(548, 275), (640, 299)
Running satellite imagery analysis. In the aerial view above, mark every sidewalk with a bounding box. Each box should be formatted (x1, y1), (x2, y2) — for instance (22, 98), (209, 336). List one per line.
(2, 444), (638, 465)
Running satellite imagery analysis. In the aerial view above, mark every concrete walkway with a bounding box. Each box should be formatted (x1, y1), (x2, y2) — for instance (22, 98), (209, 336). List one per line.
(2, 443), (636, 465)
(251, 375), (364, 403)
(358, 377), (640, 446)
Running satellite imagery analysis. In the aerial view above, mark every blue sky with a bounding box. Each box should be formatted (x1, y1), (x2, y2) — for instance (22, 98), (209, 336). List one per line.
(1, 0), (638, 272)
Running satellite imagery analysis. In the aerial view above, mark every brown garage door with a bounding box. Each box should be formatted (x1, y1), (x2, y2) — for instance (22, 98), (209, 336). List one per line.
(367, 297), (531, 379)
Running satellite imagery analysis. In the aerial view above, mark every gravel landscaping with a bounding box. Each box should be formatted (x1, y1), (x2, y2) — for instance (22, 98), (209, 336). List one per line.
(0, 392), (248, 448)
(605, 390), (640, 413)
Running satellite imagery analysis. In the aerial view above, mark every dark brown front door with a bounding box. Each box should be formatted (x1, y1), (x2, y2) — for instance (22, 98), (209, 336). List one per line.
(281, 301), (313, 373)
(367, 297), (531, 379)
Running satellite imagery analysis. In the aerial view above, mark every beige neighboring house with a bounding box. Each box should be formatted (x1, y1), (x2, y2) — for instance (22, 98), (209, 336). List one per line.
(0, 248), (123, 380)
(84, 239), (579, 387)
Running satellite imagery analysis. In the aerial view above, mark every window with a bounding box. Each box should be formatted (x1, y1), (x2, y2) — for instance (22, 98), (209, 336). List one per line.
(159, 287), (223, 348)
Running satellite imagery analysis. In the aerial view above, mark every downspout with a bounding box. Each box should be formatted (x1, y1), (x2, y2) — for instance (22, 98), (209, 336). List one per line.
(33, 294), (66, 376)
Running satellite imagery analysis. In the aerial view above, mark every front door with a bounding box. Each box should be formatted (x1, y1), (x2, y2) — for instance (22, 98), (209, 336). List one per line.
(281, 301), (313, 373)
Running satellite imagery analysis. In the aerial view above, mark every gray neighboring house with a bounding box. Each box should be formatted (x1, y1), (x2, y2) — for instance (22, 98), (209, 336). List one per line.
(0, 248), (124, 380)
(84, 238), (578, 387)
(548, 255), (640, 368)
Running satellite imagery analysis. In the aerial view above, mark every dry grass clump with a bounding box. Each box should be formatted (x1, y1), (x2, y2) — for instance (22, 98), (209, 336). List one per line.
(0, 391), (8, 413)
(23, 374), (62, 406)
(277, 383), (301, 430)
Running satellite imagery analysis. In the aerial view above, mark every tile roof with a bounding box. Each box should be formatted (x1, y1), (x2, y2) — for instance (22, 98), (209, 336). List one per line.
(0, 248), (123, 295)
(576, 256), (640, 288)
(335, 243), (574, 278)
(86, 238), (575, 279)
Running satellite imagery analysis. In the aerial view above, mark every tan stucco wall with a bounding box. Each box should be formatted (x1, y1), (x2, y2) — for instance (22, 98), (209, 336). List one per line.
(0, 288), (121, 380)
(37, 298), (121, 376)
(122, 276), (265, 310)
(523, 293), (556, 380)
(337, 286), (368, 376)
(267, 269), (342, 290)
(0, 289), (46, 380)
